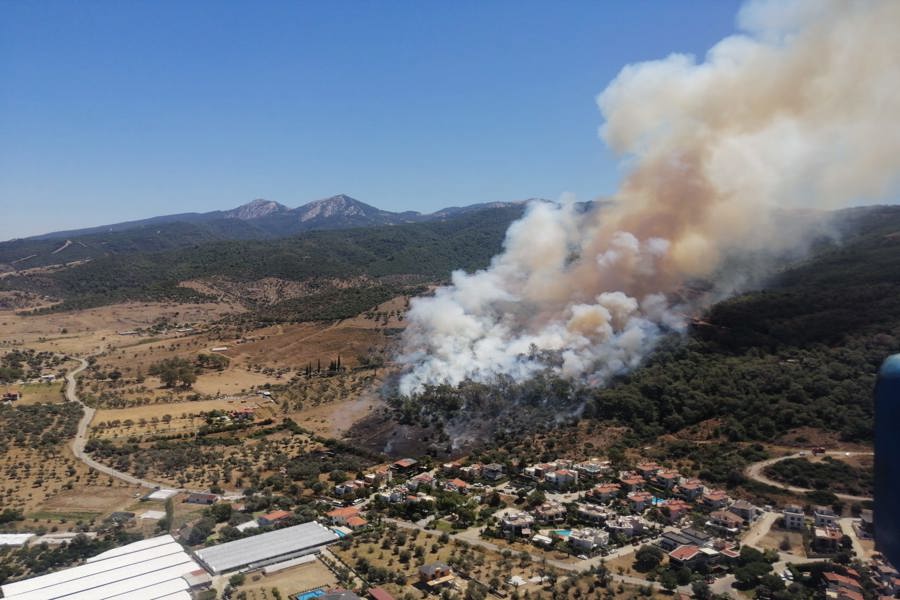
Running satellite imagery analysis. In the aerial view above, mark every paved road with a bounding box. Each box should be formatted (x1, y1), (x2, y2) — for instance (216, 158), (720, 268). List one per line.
(65, 356), (237, 495)
(744, 451), (873, 503)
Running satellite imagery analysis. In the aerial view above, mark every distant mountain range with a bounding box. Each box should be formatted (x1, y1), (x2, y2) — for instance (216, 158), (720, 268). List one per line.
(0, 195), (530, 270)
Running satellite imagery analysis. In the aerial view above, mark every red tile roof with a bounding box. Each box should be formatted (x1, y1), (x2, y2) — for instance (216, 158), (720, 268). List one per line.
(259, 510), (291, 521)
(327, 506), (361, 519)
(669, 545), (700, 561)
(369, 588), (395, 600)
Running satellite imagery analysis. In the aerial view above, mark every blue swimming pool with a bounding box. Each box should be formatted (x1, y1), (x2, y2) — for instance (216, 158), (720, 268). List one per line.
(295, 589), (325, 600)
(552, 529), (572, 537)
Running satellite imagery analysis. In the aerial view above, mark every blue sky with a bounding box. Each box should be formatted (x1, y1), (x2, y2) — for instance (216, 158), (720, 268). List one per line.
(0, 0), (744, 240)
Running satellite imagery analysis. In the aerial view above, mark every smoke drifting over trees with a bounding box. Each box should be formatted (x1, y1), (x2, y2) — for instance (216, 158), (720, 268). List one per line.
(398, 0), (900, 395)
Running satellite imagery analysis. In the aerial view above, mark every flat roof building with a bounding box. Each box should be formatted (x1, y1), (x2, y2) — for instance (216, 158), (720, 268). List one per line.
(194, 521), (339, 574)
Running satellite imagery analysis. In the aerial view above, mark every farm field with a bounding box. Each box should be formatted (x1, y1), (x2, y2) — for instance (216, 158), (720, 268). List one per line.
(5, 381), (66, 405)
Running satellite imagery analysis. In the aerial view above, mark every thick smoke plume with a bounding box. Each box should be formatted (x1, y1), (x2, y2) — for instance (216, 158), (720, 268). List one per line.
(398, 0), (900, 395)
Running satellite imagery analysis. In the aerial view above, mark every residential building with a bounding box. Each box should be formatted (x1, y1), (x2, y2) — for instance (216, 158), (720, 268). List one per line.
(814, 506), (839, 528)
(257, 510), (292, 527)
(680, 528), (712, 547)
(406, 472), (434, 491)
(459, 463), (483, 481)
(444, 478), (469, 494)
(574, 459), (612, 479)
(569, 528), (609, 553)
(707, 510), (744, 533)
(575, 503), (611, 524)
(500, 512), (535, 537)
(702, 489), (729, 509)
(483, 463), (505, 481)
(676, 478), (705, 500)
(607, 515), (645, 538)
(326, 506), (361, 526)
(668, 545), (704, 568)
(392, 458), (418, 472)
(532, 502), (567, 524)
(813, 527), (843, 552)
(729, 500), (760, 523)
(783, 505), (806, 530)
(419, 562), (454, 587)
(334, 480), (365, 496)
(619, 473), (646, 491)
(627, 491), (653, 513)
(661, 499), (692, 522)
(184, 493), (218, 505)
(545, 469), (578, 489)
(654, 469), (680, 490)
(588, 482), (621, 503)
(636, 462), (661, 478)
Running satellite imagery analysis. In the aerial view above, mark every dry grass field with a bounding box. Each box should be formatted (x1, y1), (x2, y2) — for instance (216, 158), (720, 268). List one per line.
(0, 301), (243, 355)
(5, 381), (66, 405)
(238, 560), (338, 600)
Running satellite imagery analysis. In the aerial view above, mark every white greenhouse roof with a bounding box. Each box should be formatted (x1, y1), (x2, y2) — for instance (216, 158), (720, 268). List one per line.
(145, 489), (179, 501)
(0, 534), (202, 600)
(195, 521), (338, 573)
(0, 533), (35, 546)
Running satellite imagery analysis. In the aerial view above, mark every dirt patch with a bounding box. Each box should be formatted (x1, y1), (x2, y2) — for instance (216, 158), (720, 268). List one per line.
(238, 559), (338, 599)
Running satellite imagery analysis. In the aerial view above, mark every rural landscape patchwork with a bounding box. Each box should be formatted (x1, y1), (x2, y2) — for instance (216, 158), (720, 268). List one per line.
(1, 2), (899, 600)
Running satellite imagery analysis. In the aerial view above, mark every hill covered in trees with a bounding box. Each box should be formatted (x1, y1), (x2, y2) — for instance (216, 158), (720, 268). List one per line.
(397, 205), (900, 449)
(1, 205), (524, 316)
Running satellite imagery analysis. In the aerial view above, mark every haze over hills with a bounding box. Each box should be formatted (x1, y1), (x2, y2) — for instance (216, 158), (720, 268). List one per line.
(0, 195), (528, 271)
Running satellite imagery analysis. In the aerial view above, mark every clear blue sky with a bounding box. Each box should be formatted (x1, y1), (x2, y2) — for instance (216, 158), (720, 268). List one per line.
(0, 0), (743, 240)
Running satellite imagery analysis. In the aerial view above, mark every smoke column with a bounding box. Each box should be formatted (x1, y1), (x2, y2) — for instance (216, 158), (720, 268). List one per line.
(398, 0), (900, 395)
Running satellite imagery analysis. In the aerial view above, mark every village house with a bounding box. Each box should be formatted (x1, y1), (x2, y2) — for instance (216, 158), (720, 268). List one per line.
(532, 501), (567, 524)
(707, 510), (744, 534)
(440, 461), (462, 476)
(444, 478), (469, 494)
(346, 516), (368, 531)
(729, 500), (761, 523)
(419, 562), (454, 587)
(326, 506), (361, 526)
(675, 478), (705, 501)
(701, 489), (729, 509)
(2, 390), (21, 402)
(184, 493), (218, 505)
(574, 459), (612, 479)
(636, 462), (661, 478)
(575, 502), (612, 524)
(588, 482), (622, 503)
(406, 472), (434, 491)
(813, 527), (843, 553)
(783, 505), (806, 530)
(619, 472), (646, 491)
(814, 506), (840, 528)
(459, 463), (483, 481)
(364, 466), (392, 488)
(392, 458), (418, 472)
(569, 528), (609, 553)
(545, 468), (578, 489)
(661, 499), (692, 522)
(654, 469), (681, 490)
(377, 487), (408, 504)
(500, 512), (535, 537)
(483, 463), (505, 481)
(334, 480), (366, 496)
(257, 510), (292, 527)
(524, 462), (558, 480)
(668, 545), (703, 568)
(607, 515), (645, 538)
(627, 491), (654, 513)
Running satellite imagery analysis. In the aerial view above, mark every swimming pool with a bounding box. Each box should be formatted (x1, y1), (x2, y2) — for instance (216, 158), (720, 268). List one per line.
(551, 529), (572, 537)
(294, 589), (325, 600)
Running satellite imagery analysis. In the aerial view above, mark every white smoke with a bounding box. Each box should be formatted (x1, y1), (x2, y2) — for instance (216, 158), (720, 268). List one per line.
(398, 0), (900, 395)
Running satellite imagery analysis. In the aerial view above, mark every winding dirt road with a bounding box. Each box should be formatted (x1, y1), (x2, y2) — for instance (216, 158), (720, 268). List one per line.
(744, 450), (873, 503)
(65, 356), (237, 494)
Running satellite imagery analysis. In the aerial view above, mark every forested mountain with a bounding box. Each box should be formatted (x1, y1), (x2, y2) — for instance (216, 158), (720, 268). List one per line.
(0, 195), (525, 270)
(1, 204), (526, 314)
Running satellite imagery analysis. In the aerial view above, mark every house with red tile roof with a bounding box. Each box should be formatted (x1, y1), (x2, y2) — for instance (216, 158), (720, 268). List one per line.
(701, 489), (729, 509)
(661, 499), (692, 522)
(588, 482), (621, 503)
(257, 510), (292, 526)
(627, 491), (653, 513)
(619, 473), (646, 491)
(326, 506), (361, 525)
